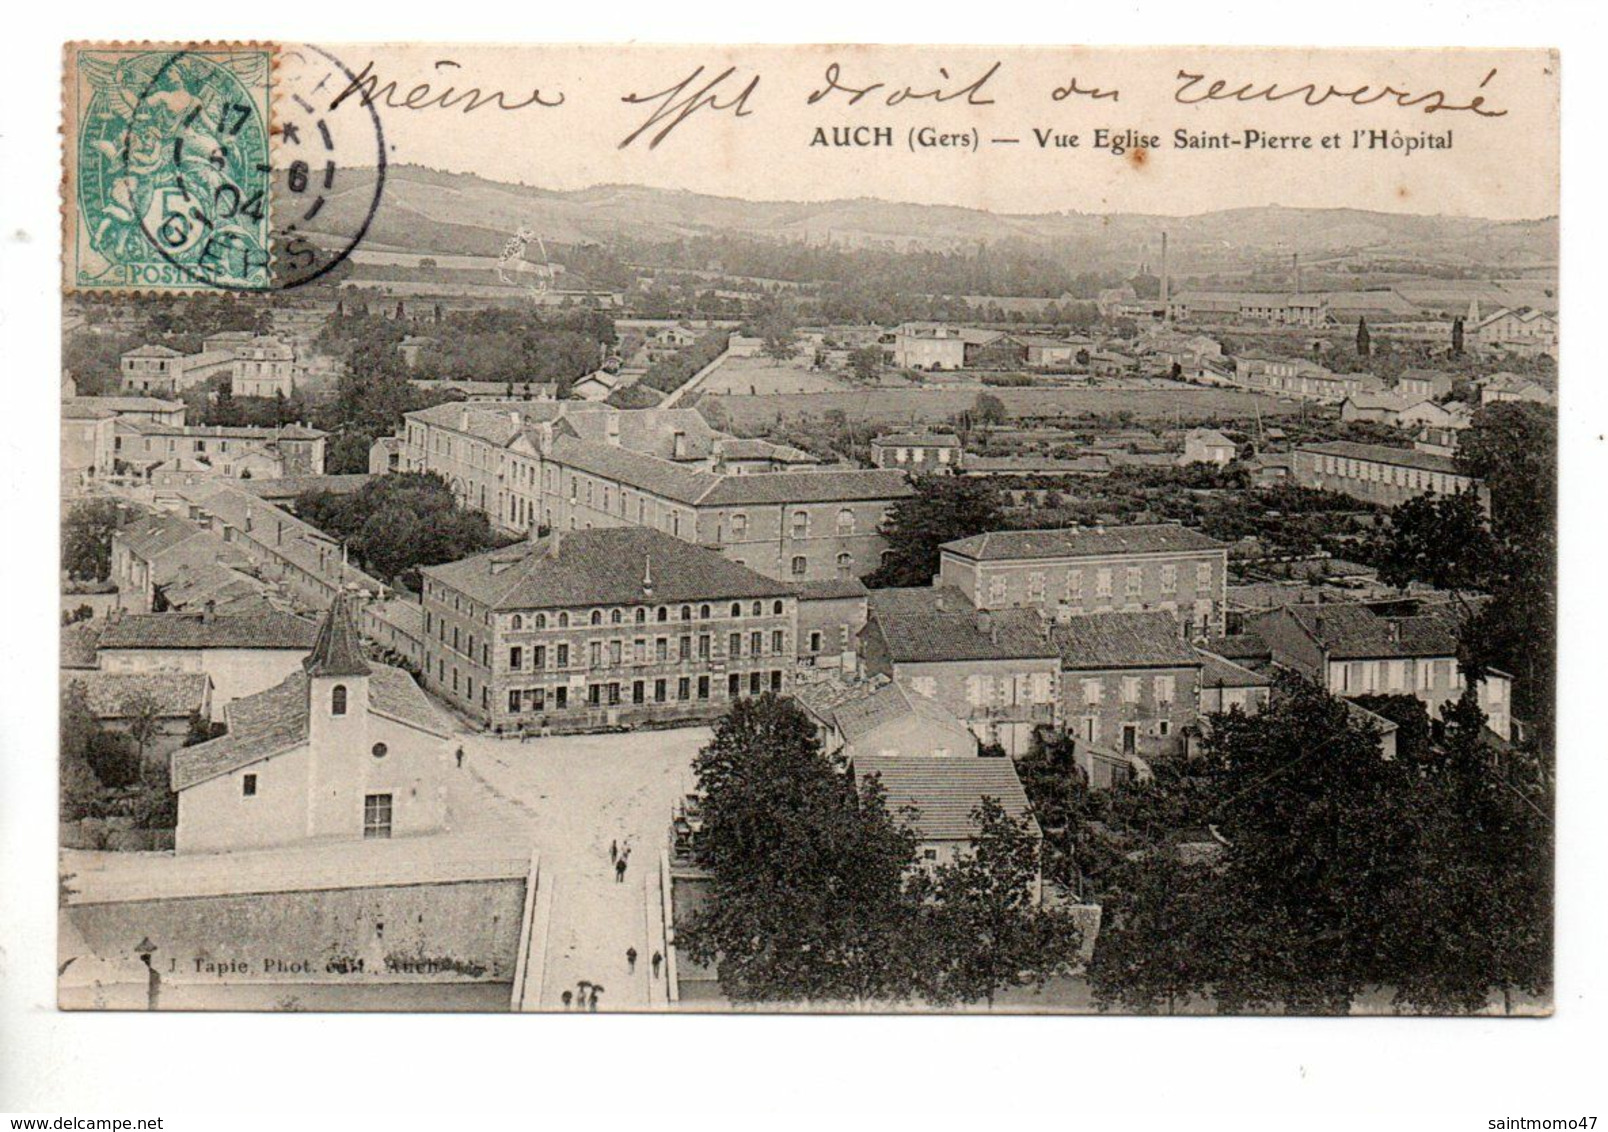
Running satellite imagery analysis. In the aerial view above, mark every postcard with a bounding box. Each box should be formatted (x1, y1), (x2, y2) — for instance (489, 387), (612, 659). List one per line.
(56, 43), (1557, 1015)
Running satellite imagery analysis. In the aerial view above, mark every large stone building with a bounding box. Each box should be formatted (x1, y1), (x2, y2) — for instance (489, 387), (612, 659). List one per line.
(1250, 602), (1512, 740)
(121, 332), (298, 397)
(870, 432), (962, 474)
(393, 403), (912, 585)
(1291, 441), (1482, 509)
(860, 586), (1060, 756)
(95, 608), (319, 721)
(1050, 611), (1202, 764)
(172, 596), (453, 854)
(938, 523), (1230, 636)
(419, 527), (799, 732)
(113, 421), (326, 479)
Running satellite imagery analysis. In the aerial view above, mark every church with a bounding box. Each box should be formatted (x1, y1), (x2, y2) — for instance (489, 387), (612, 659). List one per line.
(171, 594), (456, 854)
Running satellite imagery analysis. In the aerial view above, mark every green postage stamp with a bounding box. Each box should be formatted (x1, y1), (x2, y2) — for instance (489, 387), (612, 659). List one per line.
(63, 44), (274, 291)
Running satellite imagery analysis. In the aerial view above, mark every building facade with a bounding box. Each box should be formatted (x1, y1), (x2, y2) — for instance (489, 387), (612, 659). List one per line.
(1291, 441), (1482, 509)
(938, 524), (1230, 637)
(420, 527), (799, 733)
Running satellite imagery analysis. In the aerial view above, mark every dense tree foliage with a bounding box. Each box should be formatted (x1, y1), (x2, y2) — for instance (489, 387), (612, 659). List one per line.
(679, 695), (1083, 1007)
(62, 499), (123, 582)
(1071, 673), (1550, 1014)
(865, 474), (1004, 589)
(295, 473), (516, 592)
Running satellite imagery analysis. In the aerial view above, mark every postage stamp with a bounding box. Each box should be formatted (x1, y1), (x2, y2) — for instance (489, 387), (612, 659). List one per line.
(63, 44), (275, 292)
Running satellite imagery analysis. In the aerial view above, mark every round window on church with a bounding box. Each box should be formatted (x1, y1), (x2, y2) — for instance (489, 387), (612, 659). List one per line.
(371, 742), (388, 759)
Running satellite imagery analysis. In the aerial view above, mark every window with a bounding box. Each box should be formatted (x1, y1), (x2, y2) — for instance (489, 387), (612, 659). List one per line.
(911, 675), (938, 698)
(750, 671), (762, 695)
(836, 508), (855, 535)
(750, 631), (763, 655)
(729, 673), (741, 699)
(836, 552), (853, 579)
(809, 631), (822, 653)
(657, 606), (669, 623)
(556, 643), (569, 667)
(989, 576), (1007, 605)
(589, 641), (603, 668)
(700, 604), (711, 620)
(1064, 571), (1083, 603)
(534, 645), (546, 669)
(679, 636), (692, 661)
(771, 670), (783, 692)
(1096, 569), (1113, 599)
(751, 601), (763, 617)
(558, 612), (569, 628)
(731, 602), (742, 618)
(363, 794), (393, 839)
(731, 513), (748, 538)
(1196, 562), (1212, 590)
(773, 600), (784, 615)
(791, 510), (809, 539)
(1028, 572), (1045, 601)
(509, 646), (522, 670)
(535, 613), (547, 629)
(1082, 679), (1103, 706)
(699, 634), (711, 659)
(591, 610), (603, 626)
(1154, 675), (1175, 704)
(372, 742), (388, 759)
(633, 681), (645, 704)
(242, 773), (257, 797)
(331, 685), (347, 715)
(509, 690), (521, 713)
(678, 677), (690, 701)
(634, 608), (646, 624)
(656, 638), (668, 662)
(729, 632), (742, 657)
(1160, 564), (1177, 594)
(772, 629), (785, 653)
(698, 675), (710, 700)
(1125, 567), (1143, 599)
(654, 679), (667, 703)
(791, 556), (808, 577)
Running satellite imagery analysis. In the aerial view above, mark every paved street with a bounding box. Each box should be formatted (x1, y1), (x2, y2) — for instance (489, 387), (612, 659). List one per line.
(458, 725), (709, 1011)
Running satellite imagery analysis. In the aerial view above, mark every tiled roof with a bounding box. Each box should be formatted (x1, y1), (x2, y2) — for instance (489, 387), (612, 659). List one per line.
(424, 527), (791, 610)
(794, 577), (869, 602)
(546, 435), (716, 505)
(63, 396), (184, 414)
(1186, 428), (1235, 446)
(123, 345), (182, 358)
(61, 402), (116, 420)
(872, 432), (961, 448)
(171, 663), (449, 791)
(1203, 631), (1271, 663)
(1051, 612), (1201, 671)
(713, 437), (819, 464)
(365, 597), (425, 638)
(865, 587), (1057, 663)
(98, 609), (318, 652)
(178, 483), (386, 594)
(853, 755), (1039, 842)
(1296, 441), (1464, 476)
(1195, 648), (1272, 688)
(943, 523), (1227, 562)
(116, 513), (209, 561)
(830, 681), (962, 745)
(699, 469), (912, 507)
(1284, 603), (1458, 660)
(62, 671), (211, 719)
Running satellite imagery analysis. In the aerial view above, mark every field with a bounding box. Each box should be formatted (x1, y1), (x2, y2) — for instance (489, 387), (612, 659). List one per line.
(695, 355), (855, 396)
(705, 384), (1305, 429)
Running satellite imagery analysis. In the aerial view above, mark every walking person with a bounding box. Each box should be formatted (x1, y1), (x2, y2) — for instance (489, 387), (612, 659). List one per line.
(610, 839), (618, 866)
(589, 985), (603, 1012)
(651, 950), (663, 980)
(626, 947), (638, 974)
(577, 979), (592, 1004)
(455, 746), (464, 769)
(561, 990), (572, 1011)
(615, 857), (626, 884)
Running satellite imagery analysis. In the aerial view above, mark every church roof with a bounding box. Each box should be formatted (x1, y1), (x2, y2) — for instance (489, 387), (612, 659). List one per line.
(303, 593), (371, 677)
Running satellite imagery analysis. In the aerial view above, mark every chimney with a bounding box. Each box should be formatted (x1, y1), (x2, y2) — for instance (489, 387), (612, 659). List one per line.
(672, 429), (687, 460)
(510, 410), (521, 430)
(547, 528), (562, 559)
(459, 406), (470, 431)
(934, 592), (946, 613)
(976, 609), (993, 636)
(202, 599), (216, 621)
(642, 554), (655, 598)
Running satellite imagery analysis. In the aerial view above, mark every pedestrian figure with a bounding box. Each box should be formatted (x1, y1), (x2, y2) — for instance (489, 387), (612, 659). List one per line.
(651, 951), (663, 979)
(621, 843), (632, 865)
(627, 947), (638, 974)
(561, 990), (572, 1011)
(455, 746), (465, 769)
(615, 858), (626, 883)
(590, 985), (604, 1012)
(610, 840), (618, 865)
(577, 979), (592, 1003)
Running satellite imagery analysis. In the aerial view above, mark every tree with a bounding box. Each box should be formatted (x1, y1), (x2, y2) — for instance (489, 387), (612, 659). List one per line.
(1375, 490), (1497, 598)
(677, 694), (928, 1006)
(1451, 316), (1466, 356)
(847, 345), (882, 382)
(760, 319), (800, 362)
(865, 475), (1004, 588)
(1356, 316), (1371, 357)
(62, 499), (123, 582)
(916, 797), (1085, 1007)
(1086, 853), (1218, 1014)
(973, 391), (1007, 427)
(121, 691), (164, 764)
